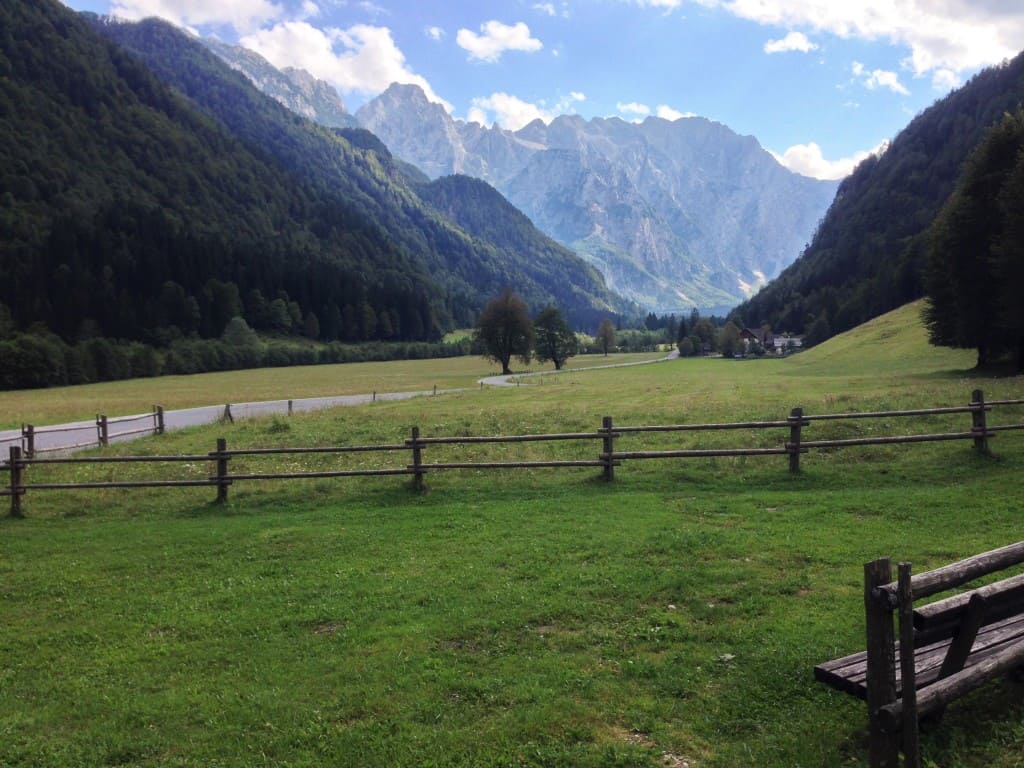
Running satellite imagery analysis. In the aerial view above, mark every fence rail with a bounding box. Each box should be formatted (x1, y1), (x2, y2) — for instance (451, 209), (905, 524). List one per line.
(8, 407), (166, 459)
(3, 389), (1021, 518)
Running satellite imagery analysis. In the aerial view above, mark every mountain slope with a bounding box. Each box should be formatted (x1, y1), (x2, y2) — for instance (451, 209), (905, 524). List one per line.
(203, 38), (358, 129)
(734, 51), (1024, 337)
(92, 16), (625, 328)
(0, 0), (446, 343)
(356, 83), (838, 313)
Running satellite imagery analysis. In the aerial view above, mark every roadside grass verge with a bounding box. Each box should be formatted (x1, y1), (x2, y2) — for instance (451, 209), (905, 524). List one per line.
(2, 304), (1022, 767)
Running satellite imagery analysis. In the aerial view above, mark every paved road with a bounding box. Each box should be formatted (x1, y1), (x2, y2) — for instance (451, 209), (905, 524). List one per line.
(1, 351), (676, 458)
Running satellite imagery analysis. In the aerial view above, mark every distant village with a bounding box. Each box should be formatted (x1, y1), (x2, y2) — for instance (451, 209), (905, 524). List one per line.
(740, 327), (803, 356)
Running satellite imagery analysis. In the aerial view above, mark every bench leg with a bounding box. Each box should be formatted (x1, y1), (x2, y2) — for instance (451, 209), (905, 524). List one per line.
(865, 558), (900, 768)
(925, 592), (989, 727)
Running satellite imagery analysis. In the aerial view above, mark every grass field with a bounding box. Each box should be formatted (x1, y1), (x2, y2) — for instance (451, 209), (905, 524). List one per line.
(0, 351), (664, 429)
(2, 302), (1023, 768)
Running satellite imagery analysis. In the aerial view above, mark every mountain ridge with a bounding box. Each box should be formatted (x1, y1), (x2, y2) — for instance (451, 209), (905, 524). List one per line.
(356, 82), (839, 314)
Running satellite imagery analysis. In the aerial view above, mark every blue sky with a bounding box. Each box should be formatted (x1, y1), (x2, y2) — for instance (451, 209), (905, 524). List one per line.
(62, 1), (1024, 179)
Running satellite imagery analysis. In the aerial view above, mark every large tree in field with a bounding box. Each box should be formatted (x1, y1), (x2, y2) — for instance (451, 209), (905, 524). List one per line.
(925, 110), (1024, 370)
(533, 306), (577, 370)
(597, 318), (616, 356)
(475, 289), (534, 375)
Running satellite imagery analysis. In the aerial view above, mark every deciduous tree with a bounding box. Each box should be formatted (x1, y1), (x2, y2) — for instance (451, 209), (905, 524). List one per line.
(597, 318), (616, 356)
(474, 289), (534, 375)
(533, 306), (577, 370)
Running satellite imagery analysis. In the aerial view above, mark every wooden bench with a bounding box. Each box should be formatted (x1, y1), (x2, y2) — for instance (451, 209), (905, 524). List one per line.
(814, 542), (1024, 768)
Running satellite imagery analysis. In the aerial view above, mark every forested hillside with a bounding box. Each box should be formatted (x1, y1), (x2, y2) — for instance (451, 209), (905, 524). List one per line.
(415, 175), (627, 328)
(0, 0), (623, 387)
(733, 50), (1024, 338)
(1, 0), (449, 346)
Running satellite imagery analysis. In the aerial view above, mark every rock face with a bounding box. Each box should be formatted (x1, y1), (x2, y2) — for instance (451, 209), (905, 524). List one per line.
(203, 40), (357, 128)
(357, 84), (839, 313)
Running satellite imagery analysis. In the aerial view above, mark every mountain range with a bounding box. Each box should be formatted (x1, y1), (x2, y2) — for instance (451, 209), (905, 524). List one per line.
(207, 44), (840, 314)
(0, 0), (624, 355)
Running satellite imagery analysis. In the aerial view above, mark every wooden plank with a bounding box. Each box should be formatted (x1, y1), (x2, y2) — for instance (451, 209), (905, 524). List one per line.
(894, 542), (1024, 601)
(224, 469), (413, 480)
(914, 573), (1024, 630)
(879, 636), (1024, 731)
(225, 444), (408, 456)
(801, 432), (982, 449)
(613, 420), (794, 432)
(410, 432), (606, 445)
(815, 612), (1024, 699)
(421, 460), (605, 469)
(805, 406), (979, 421)
(613, 448), (792, 459)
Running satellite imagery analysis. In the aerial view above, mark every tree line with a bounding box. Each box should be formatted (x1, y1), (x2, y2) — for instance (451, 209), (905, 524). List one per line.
(924, 108), (1024, 372)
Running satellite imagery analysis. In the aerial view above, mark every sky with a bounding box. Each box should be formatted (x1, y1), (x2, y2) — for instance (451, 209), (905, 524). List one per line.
(61, 0), (1024, 180)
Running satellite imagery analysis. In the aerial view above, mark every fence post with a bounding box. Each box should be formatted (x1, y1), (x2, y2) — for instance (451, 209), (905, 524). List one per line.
(970, 389), (988, 454)
(223, 404), (234, 423)
(288, 399), (294, 416)
(154, 406), (165, 436)
(9, 446), (24, 518)
(787, 407), (803, 473)
(601, 415), (616, 481)
(213, 437), (231, 504)
(97, 415), (109, 447)
(22, 424), (35, 459)
(864, 557), (899, 768)
(897, 562), (920, 768)
(410, 426), (425, 492)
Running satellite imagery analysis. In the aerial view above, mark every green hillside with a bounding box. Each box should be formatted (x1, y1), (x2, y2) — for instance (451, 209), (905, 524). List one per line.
(784, 300), (976, 378)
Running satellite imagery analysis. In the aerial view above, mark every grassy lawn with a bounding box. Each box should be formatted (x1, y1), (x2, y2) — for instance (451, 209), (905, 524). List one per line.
(2, 303), (1023, 767)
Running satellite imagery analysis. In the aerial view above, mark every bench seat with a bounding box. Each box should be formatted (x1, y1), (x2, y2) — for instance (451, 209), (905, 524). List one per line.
(815, 612), (1024, 700)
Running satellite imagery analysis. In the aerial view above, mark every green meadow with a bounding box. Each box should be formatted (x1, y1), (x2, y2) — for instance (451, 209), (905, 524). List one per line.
(2, 302), (1023, 768)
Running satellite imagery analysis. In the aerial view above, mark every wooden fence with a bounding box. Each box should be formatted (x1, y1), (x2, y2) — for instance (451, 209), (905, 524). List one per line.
(3, 390), (1022, 518)
(13, 407), (166, 458)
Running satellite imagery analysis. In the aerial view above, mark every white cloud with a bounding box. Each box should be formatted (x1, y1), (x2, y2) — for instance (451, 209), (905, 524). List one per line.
(240, 21), (450, 108)
(533, 2), (556, 15)
(425, 25), (444, 41)
(715, 0), (1024, 80)
(865, 68), (910, 95)
(772, 139), (888, 180)
(657, 104), (694, 120)
(636, 0), (684, 9)
(852, 62), (910, 95)
(764, 31), (818, 54)
(931, 68), (962, 90)
(468, 92), (552, 130)
(456, 20), (544, 62)
(617, 101), (652, 121)
(110, 0), (283, 33)
(554, 91), (586, 113)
